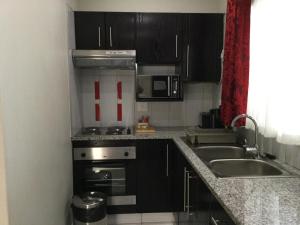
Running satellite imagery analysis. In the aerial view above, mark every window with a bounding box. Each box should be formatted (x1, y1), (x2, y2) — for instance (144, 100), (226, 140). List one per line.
(247, 0), (300, 145)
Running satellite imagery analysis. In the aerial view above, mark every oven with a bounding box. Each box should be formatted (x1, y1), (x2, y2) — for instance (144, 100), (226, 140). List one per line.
(73, 140), (137, 214)
(136, 74), (182, 100)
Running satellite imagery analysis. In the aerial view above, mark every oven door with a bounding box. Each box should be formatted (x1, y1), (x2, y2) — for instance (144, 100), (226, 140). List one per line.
(137, 75), (170, 99)
(73, 160), (137, 208)
(152, 76), (170, 98)
(84, 164), (126, 195)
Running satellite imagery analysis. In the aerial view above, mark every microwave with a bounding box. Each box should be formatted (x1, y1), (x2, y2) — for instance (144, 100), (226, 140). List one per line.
(136, 74), (182, 101)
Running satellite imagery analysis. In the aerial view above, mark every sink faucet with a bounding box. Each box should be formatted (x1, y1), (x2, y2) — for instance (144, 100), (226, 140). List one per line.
(231, 114), (262, 159)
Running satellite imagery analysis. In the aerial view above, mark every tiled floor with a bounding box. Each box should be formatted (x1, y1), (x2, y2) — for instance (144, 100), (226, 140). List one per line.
(108, 213), (178, 225)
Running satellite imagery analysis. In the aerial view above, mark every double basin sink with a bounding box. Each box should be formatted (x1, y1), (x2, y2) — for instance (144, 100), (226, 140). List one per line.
(191, 145), (292, 178)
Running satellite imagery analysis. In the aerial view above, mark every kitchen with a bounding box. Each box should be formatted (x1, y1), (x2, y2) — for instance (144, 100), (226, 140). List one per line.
(1, 1), (300, 225)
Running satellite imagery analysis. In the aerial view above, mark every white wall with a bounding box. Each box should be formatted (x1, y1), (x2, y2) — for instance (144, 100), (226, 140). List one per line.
(68, 5), (83, 136)
(0, 0), (76, 224)
(76, 0), (226, 13)
(0, 108), (9, 225)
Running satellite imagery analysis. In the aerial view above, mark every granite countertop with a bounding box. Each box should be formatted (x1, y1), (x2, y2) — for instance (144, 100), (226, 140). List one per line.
(72, 127), (300, 225)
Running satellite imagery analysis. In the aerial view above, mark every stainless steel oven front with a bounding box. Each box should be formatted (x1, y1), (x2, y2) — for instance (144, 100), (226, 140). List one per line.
(73, 140), (137, 214)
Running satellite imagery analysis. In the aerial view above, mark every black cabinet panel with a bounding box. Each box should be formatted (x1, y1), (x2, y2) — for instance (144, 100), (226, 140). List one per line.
(105, 13), (136, 50)
(182, 14), (224, 82)
(136, 139), (173, 212)
(136, 13), (182, 64)
(171, 142), (187, 212)
(75, 12), (136, 50)
(75, 12), (106, 49)
(209, 195), (236, 225)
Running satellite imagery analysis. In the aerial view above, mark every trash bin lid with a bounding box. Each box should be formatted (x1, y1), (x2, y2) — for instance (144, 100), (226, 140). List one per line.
(72, 192), (105, 209)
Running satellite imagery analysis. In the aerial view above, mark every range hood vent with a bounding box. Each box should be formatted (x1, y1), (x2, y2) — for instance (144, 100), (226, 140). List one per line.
(72, 50), (136, 69)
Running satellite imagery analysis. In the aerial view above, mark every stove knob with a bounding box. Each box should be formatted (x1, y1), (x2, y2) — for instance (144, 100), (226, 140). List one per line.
(124, 152), (129, 157)
(81, 153), (86, 158)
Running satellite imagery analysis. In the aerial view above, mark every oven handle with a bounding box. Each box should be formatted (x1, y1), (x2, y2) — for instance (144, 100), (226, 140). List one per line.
(167, 76), (171, 97)
(92, 184), (126, 187)
(74, 146), (136, 160)
(85, 178), (125, 182)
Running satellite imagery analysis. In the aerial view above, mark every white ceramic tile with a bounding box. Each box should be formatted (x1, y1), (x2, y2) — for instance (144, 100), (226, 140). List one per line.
(108, 214), (142, 225)
(184, 100), (201, 126)
(272, 142), (286, 163)
(139, 65), (175, 75)
(285, 145), (300, 169)
(79, 70), (135, 127)
(149, 102), (170, 127)
(142, 223), (177, 225)
(142, 213), (177, 223)
(168, 102), (184, 127)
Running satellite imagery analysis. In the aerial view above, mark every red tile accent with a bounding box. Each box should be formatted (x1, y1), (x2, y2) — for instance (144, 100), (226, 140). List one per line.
(117, 81), (122, 121)
(94, 81), (100, 99)
(95, 104), (100, 121)
(117, 103), (122, 121)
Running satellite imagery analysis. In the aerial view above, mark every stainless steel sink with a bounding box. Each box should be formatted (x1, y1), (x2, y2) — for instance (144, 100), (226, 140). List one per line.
(193, 146), (246, 162)
(209, 159), (284, 178)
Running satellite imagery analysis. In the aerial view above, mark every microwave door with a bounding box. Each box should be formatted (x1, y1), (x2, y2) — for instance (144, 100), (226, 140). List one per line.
(152, 76), (169, 98)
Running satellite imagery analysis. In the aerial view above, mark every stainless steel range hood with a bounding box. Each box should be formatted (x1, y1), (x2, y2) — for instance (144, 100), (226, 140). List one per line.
(72, 50), (136, 69)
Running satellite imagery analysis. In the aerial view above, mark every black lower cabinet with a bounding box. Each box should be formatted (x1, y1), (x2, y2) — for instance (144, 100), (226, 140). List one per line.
(176, 156), (211, 225)
(136, 139), (236, 225)
(136, 139), (173, 212)
(209, 195), (235, 225)
(172, 142), (234, 225)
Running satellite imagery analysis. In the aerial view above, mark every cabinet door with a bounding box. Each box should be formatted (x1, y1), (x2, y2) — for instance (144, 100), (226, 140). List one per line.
(171, 143), (187, 212)
(183, 14), (224, 82)
(209, 195), (236, 225)
(136, 140), (172, 212)
(74, 12), (106, 49)
(105, 13), (136, 50)
(172, 145), (211, 225)
(136, 13), (182, 64)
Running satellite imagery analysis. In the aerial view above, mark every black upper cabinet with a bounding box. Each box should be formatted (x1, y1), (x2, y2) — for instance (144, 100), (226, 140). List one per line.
(182, 14), (224, 82)
(136, 13), (182, 64)
(74, 12), (136, 50)
(75, 12), (106, 50)
(105, 13), (136, 50)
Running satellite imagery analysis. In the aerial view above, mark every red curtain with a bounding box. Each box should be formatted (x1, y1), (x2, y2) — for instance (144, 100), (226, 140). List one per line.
(221, 0), (251, 126)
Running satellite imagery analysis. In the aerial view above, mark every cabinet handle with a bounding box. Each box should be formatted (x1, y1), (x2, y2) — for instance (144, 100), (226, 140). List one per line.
(135, 63), (138, 75)
(167, 77), (171, 97)
(183, 167), (187, 212)
(109, 26), (113, 47)
(166, 144), (169, 177)
(175, 35), (178, 58)
(187, 171), (197, 214)
(98, 26), (101, 47)
(187, 170), (190, 214)
(186, 44), (190, 79)
(211, 217), (220, 225)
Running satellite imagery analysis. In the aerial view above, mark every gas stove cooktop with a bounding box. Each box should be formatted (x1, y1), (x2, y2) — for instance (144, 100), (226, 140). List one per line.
(80, 126), (132, 136)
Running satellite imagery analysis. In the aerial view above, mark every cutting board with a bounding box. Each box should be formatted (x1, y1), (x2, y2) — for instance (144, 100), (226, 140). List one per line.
(135, 126), (156, 134)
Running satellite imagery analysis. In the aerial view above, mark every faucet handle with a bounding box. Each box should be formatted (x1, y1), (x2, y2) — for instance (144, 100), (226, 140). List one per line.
(242, 138), (248, 148)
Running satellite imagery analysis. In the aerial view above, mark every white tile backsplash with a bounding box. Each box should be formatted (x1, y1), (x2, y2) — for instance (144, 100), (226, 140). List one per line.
(72, 67), (220, 131)
(136, 83), (220, 127)
(78, 69), (135, 128)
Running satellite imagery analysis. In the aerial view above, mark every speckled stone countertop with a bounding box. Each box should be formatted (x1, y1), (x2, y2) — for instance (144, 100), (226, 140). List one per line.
(72, 128), (300, 225)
